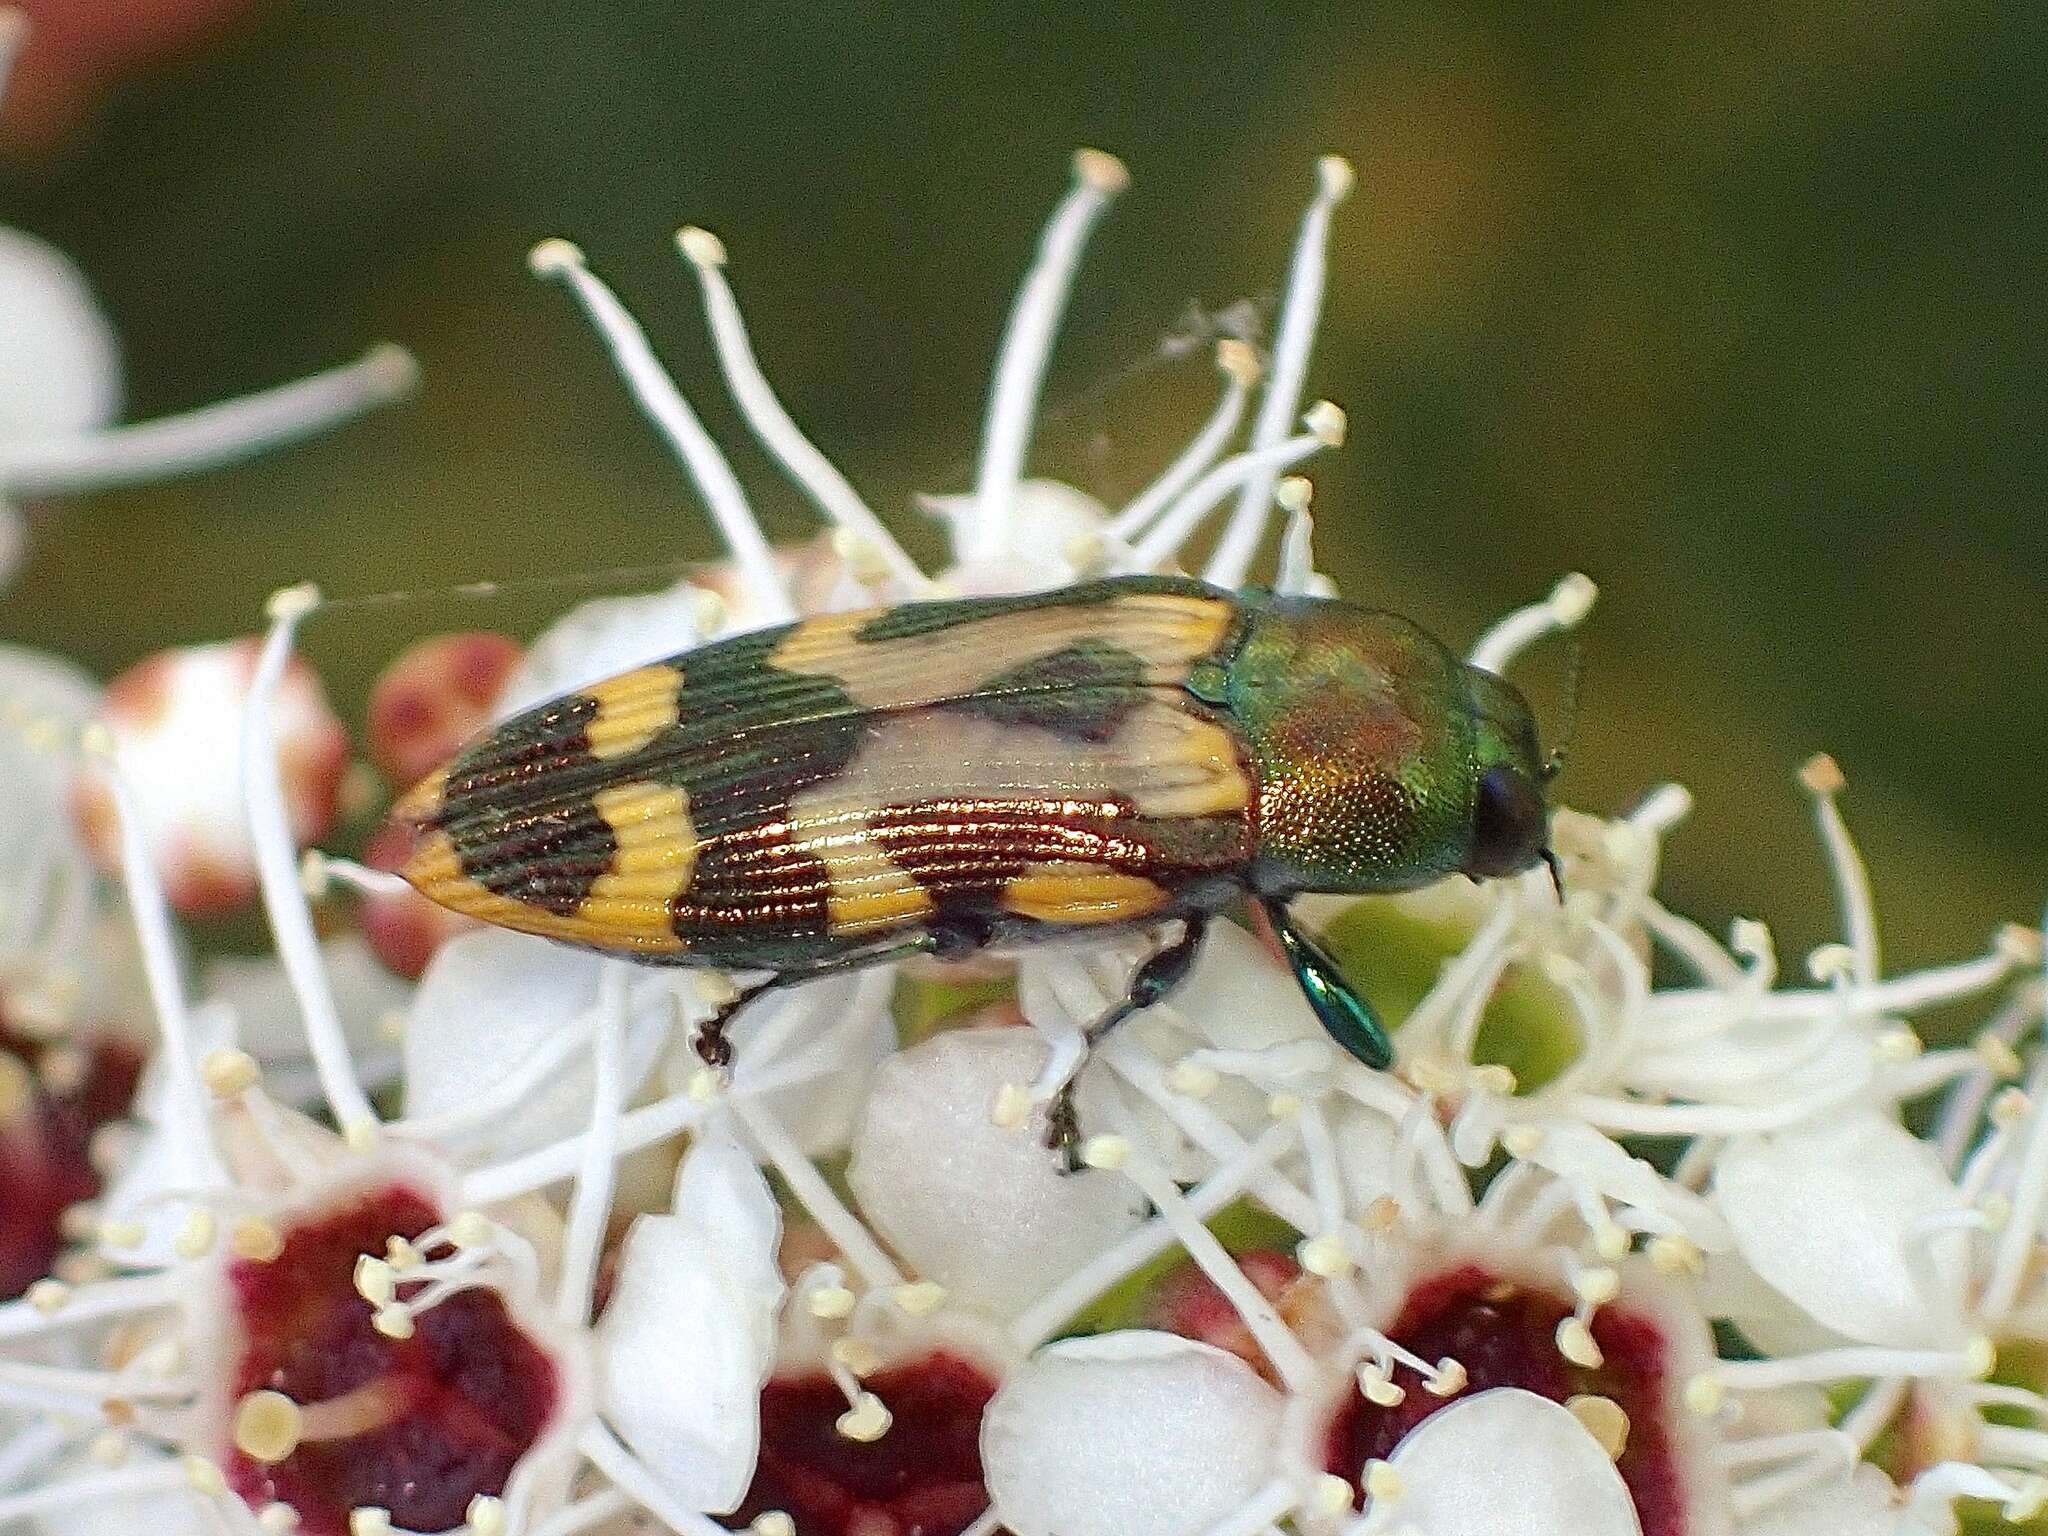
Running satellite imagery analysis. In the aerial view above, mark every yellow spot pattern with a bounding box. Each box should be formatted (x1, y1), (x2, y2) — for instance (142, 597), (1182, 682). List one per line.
(582, 665), (684, 760)
(1002, 864), (1173, 925)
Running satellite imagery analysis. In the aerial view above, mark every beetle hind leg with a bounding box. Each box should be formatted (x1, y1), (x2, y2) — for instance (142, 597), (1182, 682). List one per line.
(1046, 915), (1209, 1169)
(690, 934), (946, 1075)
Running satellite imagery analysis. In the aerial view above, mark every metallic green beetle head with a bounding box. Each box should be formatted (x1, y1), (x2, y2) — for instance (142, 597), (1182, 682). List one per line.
(1459, 662), (1556, 886)
(1230, 596), (1558, 897)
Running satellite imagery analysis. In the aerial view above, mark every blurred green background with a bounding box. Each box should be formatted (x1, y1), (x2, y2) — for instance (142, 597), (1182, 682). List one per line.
(2, 0), (2042, 972)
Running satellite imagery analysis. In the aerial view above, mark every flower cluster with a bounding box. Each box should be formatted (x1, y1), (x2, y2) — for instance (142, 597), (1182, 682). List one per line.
(0, 43), (2042, 1536)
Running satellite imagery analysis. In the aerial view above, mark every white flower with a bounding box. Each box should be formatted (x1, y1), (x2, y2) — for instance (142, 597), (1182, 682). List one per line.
(0, 608), (831, 1536)
(72, 638), (351, 917)
(1686, 951), (2048, 1532)
(0, 17), (415, 589)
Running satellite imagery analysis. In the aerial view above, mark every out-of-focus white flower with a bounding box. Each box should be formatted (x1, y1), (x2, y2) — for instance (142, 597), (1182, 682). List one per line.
(0, 13), (415, 588)
(71, 638), (350, 917)
(0, 644), (108, 1029)
(1682, 945), (2048, 1534)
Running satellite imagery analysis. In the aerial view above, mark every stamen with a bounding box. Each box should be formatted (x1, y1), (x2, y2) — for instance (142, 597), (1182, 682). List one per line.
(579, 1417), (734, 1536)
(1799, 754), (1879, 986)
(1466, 572), (1600, 676)
(0, 1273), (176, 1342)
(1706, 1338), (1993, 1392)
(1272, 491), (1326, 597)
(969, 149), (1128, 561)
(528, 240), (791, 622)
(0, 1463), (188, 1524)
(1108, 340), (1261, 541)
(1009, 1121), (1293, 1350)
(91, 739), (216, 1166)
(232, 1390), (304, 1463)
(1565, 1395), (1629, 1459)
(0, 346), (418, 500)
(675, 227), (927, 592)
(1984, 1066), (2048, 1318)
(556, 969), (627, 1326)
(1105, 1134), (1319, 1394)
(729, 1096), (904, 1290)
(245, 585), (379, 1144)
(1126, 405), (1345, 571)
(1205, 156), (1352, 588)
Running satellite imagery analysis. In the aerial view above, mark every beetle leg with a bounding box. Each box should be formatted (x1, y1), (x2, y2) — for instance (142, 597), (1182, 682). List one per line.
(1263, 899), (1393, 1069)
(690, 935), (945, 1071)
(1048, 915), (1210, 1169)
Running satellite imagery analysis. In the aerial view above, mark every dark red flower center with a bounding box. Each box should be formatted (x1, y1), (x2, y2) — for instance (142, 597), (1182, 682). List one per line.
(729, 1350), (997, 1536)
(224, 1183), (559, 1536)
(1324, 1265), (1686, 1536)
(0, 1023), (141, 1299)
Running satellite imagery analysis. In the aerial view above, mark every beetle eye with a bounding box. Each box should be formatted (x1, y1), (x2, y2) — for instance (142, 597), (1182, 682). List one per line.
(1466, 765), (1547, 879)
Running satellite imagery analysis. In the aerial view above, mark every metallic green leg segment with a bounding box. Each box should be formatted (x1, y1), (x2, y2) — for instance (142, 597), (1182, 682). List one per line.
(1264, 899), (1393, 1070)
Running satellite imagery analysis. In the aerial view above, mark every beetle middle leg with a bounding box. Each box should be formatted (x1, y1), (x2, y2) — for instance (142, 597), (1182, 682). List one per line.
(1046, 915), (1209, 1168)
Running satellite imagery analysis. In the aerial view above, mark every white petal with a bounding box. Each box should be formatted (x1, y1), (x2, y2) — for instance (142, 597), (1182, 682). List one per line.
(203, 933), (410, 1087)
(1696, 1249), (1853, 1357)
(845, 1027), (1147, 1318)
(403, 929), (666, 1155)
(598, 1136), (784, 1515)
(726, 969), (897, 1157)
(1380, 1388), (1642, 1536)
(1714, 1110), (1968, 1346)
(1741, 1465), (1903, 1536)
(28, 1454), (208, 1536)
(982, 1331), (1282, 1536)
(0, 227), (121, 446)
(496, 583), (708, 716)
(924, 479), (1113, 595)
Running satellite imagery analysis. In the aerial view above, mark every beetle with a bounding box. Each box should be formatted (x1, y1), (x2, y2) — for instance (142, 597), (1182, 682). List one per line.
(391, 574), (1557, 1151)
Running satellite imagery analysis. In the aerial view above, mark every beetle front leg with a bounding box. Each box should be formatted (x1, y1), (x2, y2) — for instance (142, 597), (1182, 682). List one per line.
(1047, 915), (1210, 1168)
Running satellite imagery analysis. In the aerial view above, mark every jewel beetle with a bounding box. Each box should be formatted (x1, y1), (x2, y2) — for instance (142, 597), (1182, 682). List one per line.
(391, 574), (1557, 1142)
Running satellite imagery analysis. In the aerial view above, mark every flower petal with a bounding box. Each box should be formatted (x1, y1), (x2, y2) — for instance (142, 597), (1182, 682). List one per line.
(921, 480), (1112, 596)
(845, 1027), (1147, 1319)
(494, 583), (708, 717)
(598, 1135), (785, 1514)
(202, 933), (411, 1093)
(1739, 1465), (1903, 1536)
(982, 1331), (1282, 1536)
(1379, 1387), (1643, 1536)
(403, 929), (666, 1155)
(1713, 1109), (1968, 1346)
(0, 226), (120, 446)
